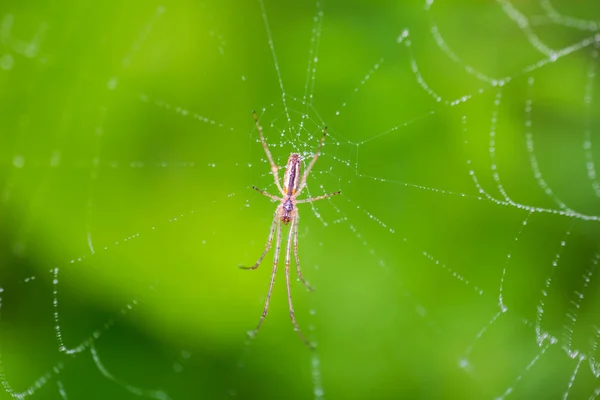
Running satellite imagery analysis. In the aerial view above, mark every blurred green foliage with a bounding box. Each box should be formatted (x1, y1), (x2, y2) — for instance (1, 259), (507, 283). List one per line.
(1, 0), (600, 399)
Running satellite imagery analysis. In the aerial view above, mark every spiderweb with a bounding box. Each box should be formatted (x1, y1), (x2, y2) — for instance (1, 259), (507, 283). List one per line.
(1, 0), (600, 398)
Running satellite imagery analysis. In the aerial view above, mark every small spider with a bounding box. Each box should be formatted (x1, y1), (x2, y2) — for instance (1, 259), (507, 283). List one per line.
(241, 111), (341, 348)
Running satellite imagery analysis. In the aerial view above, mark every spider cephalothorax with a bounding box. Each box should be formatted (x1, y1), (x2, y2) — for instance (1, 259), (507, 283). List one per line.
(281, 199), (294, 224)
(241, 111), (341, 348)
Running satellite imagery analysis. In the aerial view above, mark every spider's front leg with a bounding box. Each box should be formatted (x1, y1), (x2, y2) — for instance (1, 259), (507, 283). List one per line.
(239, 208), (278, 270)
(292, 215), (314, 292)
(285, 215), (313, 349)
(251, 217), (282, 336)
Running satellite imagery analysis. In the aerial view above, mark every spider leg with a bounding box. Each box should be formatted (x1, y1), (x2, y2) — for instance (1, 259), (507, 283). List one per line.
(254, 110), (285, 196)
(250, 218), (281, 336)
(285, 215), (313, 349)
(239, 209), (278, 270)
(292, 215), (314, 291)
(296, 125), (327, 195)
(252, 186), (280, 202)
(296, 190), (341, 204)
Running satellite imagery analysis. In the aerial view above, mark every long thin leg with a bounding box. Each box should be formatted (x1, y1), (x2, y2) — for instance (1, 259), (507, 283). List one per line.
(285, 216), (313, 349)
(296, 190), (341, 204)
(297, 126), (327, 195)
(250, 219), (281, 336)
(293, 215), (314, 291)
(239, 209), (279, 270)
(254, 110), (285, 195)
(252, 186), (279, 202)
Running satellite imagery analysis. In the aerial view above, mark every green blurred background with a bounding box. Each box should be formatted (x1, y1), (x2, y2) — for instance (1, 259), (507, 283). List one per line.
(1, 0), (600, 399)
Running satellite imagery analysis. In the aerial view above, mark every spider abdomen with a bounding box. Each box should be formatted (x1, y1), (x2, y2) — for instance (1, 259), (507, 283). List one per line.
(283, 153), (301, 196)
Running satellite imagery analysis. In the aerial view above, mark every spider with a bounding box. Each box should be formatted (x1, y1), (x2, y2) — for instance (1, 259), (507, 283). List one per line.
(240, 110), (341, 348)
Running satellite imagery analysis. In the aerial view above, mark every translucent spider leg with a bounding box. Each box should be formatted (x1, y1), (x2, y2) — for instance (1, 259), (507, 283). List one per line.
(286, 215), (313, 349)
(253, 110), (285, 195)
(296, 190), (341, 204)
(252, 186), (280, 202)
(239, 208), (279, 270)
(250, 218), (282, 335)
(292, 215), (314, 291)
(297, 126), (327, 194)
